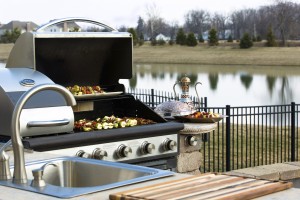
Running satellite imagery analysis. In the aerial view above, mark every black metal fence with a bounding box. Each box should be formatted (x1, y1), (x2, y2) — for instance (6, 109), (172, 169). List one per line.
(127, 89), (300, 173)
(202, 103), (300, 173)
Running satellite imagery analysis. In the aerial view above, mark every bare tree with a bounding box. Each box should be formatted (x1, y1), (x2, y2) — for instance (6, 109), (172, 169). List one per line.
(184, 10), (210, 35)
(145, 2), (163, 39)
(211, 13), (228, 39)
(229, 9), (257, 40)
(272, 0), (298, 46)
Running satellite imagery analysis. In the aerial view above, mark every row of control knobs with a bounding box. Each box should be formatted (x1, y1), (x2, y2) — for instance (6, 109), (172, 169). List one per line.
(76, 138), (177, 160)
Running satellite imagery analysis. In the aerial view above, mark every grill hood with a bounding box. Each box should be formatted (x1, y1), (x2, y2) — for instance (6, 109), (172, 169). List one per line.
(6, 30), (132, 91)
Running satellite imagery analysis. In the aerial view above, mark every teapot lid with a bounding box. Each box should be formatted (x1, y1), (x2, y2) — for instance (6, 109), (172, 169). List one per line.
(180, 75), (190, 83)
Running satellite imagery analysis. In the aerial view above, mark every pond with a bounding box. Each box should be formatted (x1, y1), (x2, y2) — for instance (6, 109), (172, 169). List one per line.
(1, 62), (300, 107)
(119, 64), (300, 107)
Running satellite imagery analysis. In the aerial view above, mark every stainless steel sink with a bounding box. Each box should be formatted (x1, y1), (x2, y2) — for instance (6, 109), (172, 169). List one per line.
(0, 156), (174, 198)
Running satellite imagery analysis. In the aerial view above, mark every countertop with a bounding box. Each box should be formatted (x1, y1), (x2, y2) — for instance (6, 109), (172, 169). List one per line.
(1, 149), (300, 200)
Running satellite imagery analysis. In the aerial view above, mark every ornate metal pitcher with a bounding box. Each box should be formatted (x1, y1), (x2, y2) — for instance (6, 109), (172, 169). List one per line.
(173, 74), (202, 109)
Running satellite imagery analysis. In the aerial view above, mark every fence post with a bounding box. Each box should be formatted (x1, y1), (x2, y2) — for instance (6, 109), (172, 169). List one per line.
(151, 89), (155, 109)
(291, 102), (296, 161)
(204, 97), (208, 112)
(226, 105), (231, 171)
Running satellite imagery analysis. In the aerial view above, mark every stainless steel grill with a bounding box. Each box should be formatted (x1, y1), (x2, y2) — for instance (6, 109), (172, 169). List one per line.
(0, 18), (183, 171)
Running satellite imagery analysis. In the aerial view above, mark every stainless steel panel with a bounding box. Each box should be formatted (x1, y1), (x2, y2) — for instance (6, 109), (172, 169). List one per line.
(19, 106), (74, 137)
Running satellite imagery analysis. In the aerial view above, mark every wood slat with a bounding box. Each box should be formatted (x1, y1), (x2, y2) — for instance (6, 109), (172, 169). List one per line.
(109, 173), (216, 200)
(109, 174), (293, 200)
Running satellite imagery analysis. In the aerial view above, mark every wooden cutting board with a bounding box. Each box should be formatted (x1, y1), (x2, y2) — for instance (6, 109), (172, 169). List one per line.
(109, 173), (293, 200)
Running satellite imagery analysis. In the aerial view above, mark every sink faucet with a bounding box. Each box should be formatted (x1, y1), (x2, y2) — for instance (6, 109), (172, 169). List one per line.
(4, 83), (76, 184)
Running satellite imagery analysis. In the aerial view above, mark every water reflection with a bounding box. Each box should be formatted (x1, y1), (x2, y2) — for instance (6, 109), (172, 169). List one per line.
(129, 73), (137, 89)
(266, 76), (277, 95)
(279, 77), (293, 105)
(208, 73), (219, 91)
(125, 64), (300, 106)
(240, 74), (253, 90)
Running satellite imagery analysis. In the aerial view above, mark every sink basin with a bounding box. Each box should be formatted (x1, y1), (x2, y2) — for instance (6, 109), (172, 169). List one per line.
(0, 156), (174, 198)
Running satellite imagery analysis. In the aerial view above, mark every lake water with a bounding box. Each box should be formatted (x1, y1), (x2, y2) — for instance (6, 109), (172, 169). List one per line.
(1, 62), (300, 107)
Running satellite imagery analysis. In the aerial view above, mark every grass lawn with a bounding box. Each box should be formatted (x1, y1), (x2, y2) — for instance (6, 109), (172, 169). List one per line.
(0, 43), (13, 62)
(133, 43), (300, 66)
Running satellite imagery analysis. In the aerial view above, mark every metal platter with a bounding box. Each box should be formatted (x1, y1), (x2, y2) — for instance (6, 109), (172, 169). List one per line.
(174, 115), (227, 123)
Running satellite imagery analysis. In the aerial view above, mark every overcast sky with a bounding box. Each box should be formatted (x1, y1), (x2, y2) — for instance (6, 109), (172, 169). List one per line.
(0, 0), (294, 28)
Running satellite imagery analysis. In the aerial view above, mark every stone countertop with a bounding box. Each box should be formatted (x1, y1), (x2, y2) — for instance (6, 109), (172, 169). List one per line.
(180, 122), (217, 135)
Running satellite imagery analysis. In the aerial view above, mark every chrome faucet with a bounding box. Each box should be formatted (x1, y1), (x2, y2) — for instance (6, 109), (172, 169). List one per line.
(1, 83), (76, 184)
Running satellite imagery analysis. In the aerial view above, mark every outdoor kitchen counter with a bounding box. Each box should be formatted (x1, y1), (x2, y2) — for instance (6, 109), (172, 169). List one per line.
(177, 122), (217, 174)
(2, 149), (300, 200)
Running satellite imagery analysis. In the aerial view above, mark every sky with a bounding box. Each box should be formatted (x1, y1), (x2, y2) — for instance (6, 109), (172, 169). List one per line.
(0, 0), (294, 28)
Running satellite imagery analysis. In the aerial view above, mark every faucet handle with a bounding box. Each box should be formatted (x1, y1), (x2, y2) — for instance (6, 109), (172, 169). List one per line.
(0, 140), (12, 153)
(31, 162), (58, 187)
(0, 140), (12, 181)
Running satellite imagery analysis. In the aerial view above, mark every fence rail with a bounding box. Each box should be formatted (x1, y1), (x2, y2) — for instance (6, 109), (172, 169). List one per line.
(127, 88), (207, 109)
(127, 88), (300, 173)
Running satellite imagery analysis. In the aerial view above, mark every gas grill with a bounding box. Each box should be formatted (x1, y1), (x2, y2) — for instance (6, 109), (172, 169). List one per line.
(1, 18), (183, 171)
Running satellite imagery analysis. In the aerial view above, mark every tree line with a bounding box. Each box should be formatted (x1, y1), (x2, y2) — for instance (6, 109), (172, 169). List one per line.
(123, 0), (300, 47)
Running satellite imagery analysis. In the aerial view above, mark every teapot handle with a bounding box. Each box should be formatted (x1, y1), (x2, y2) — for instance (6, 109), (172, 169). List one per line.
(195, 82), (202, 109)
(173, 82), (179, 100)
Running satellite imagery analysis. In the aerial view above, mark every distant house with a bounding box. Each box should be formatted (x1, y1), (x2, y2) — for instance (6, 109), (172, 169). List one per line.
(155, 33), (170, 41)
(0, 20), (38, 35)
(43, 21), (81, 32)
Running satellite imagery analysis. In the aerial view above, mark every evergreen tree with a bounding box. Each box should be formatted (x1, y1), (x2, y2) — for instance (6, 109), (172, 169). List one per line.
(0, 28), (21, 43)
(138, 33), (144, 46)
(208, 28), (219, 46)
(265, 26), (277, 47)
(256, 35), (262, 42)
(227, 35), (233, 42)
(127, 28), (138, 46)
(186, 32), (198, 46)
(198, 33), (204, 43)
(176, 28), (186, 45)
(136, 16), (145, 38)
(239, 32), (253, 49)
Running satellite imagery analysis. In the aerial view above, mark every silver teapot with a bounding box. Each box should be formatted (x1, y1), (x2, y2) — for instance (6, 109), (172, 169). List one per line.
(173, 75), (202, 110)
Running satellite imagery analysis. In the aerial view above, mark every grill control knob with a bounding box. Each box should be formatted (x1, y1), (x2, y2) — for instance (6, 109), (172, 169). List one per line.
(162, 138), (177, 151)
(185, 135), (198, 146)
(140, 141), (155, 154)
(92, 148), (108, 160)
(75, 150), (91, 158)
(116, 144), (132, 158)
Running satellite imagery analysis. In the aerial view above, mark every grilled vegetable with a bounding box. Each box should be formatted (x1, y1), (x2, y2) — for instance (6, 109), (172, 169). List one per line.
(74, 115), (156, 132)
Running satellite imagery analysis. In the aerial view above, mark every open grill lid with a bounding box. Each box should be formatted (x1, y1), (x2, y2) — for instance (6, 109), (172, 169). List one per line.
(6, 18), (133, 91)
